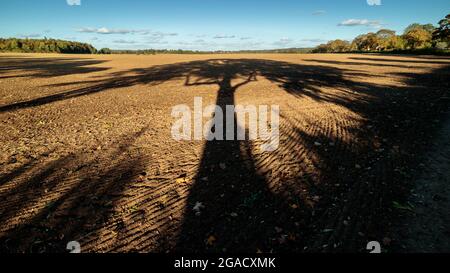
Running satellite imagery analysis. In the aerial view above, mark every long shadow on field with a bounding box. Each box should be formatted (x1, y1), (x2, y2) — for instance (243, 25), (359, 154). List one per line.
(0, 58), (374, 113)
(0, 56), (109, 79)
(303, 58), (431, 69)
(160, 60), (450, 253)
(350, 56), (450, 65)
(0, 127), (150, 253)
(0, 57), (449, 253)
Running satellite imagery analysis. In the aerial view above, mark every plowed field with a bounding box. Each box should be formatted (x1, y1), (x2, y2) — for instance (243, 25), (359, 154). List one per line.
(1, 53), (449, 253)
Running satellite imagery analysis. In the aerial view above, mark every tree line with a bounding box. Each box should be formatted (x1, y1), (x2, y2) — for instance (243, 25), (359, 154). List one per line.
(108, 47), (314, 55)
(0, 39), (313, 55)
(0, 38), (97, 54)
(313, 14), (450, 54)
(108, 49), (211, 54)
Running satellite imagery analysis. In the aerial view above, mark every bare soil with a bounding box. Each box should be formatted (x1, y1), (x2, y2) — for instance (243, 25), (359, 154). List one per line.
(391, 113), (450, 253)
(0, 53), (449, 253)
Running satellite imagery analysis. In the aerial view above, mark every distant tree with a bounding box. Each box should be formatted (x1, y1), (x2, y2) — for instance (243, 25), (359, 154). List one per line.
(37, 41), (47, 52)
(433, 14), (450, 48)
(98, 48), (112, 54)
(376, 29), (398, 51)
(21, 42), (31, 52)
(312, 44), (329, 53)
(313, 18), (447, 54)
(9, 39), (20, 51)
(0, 38), (97, 54)
(329, 39), (351, 52)
(312, 39), (350, 53)
(351, 33), (380, 51)
(389, 35), (407, 50)
(404, 23), (436, 35)
(403, 28), (433, 49)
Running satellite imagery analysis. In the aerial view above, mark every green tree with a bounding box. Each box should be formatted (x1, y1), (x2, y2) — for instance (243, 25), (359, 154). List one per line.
(312, 43), (329, 53)
(403, 28), (433, 49)
(376, 29), (397, 51)
(0, 38), (97, 54)
(330, 40), (351, 52)
(404, 23), (436, 35)
(0, 39), (5, 51)
(98, 48), (112, 54)
(351, 33), (380, 51)
(7, 39), (15, 50)
(312, 40), (350, 53)
(433, 14), (450, 48)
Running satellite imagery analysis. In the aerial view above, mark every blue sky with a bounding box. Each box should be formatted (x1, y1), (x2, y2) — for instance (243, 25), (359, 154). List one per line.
(0, 0), (448, 50)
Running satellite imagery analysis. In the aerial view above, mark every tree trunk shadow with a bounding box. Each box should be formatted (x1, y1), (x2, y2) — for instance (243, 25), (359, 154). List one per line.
(174, 71), (304, 253)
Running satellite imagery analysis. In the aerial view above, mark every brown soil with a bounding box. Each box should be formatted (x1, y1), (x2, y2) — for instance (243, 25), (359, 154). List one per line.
(0, 53), (449, 253)
(391, 113), (450, 253)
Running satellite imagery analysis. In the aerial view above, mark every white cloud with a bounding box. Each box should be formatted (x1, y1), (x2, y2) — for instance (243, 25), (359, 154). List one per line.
(367, 0), (382, 6)
(77, 27), (126, 34)
(273, 37), (294, 46)
(338, 19), (382, 28)
(213, 34), (236, 39)
(151, 32), (178, 38)
(67, 0), (81, 6)
(113, 39), (137, 44)
(312, 10), (326, 16)
(280, 37), (293, 43)
(177, 39), (212, 46)
(143, 35), (170, 44)
(77, 27), (152, 35)
(17, 33), (42, 38)
(76, 28), (179, 40)
(97, 27), (128, 34)
(300, 38), (327, 43)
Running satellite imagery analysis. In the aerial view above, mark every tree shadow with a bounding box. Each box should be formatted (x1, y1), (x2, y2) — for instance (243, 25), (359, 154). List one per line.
(0, 58), (376, 113)
(150, 59), (450, 252)
(0, 56), (110, 79)
(303, 59), (429, 69)
(167, 60), (307, 252)
(0, 127), (150, 253)
(349, 56), (450, 65)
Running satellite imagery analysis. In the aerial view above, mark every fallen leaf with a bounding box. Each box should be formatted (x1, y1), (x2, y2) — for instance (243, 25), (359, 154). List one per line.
(322, 229), (334, 233)
(393, 201), (414, 212)
(288, 234), (297, 241)
(383, 237), (392, 246)
(176, 177), (186, 184)
(207, 235), (216, 246)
